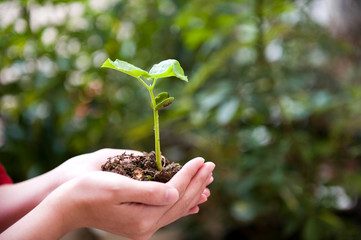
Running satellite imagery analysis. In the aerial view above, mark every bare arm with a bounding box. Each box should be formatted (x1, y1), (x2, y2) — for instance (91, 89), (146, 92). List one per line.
(0, 169), (62, 232)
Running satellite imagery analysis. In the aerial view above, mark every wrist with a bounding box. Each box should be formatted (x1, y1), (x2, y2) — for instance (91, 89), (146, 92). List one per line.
(0, 182), (81, 240)
(44, 179), (85, 234)
(35, 181), (83, 239)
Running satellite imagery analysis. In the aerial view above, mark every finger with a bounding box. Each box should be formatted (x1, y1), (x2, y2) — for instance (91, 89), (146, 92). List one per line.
(202, 188), (210, 198)
(118, 177), (179, 206)
(194, 188), (211, 206)
(186, 206), (199, 215)
(166, 157), (205, 197)
(89, 149), (144, 169)
(94, 148), (143, 159)
(206, 175), (214, 186)
(158, 162), (215, 226)
(197, 193), (208, 205)
(177, 162), (215, 213)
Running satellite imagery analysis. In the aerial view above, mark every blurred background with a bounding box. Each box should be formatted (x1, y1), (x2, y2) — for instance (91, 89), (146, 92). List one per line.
(1, 0), (361, 239)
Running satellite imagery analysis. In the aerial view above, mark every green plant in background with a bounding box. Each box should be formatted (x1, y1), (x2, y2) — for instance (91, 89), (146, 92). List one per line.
(101, 59), (188, 170)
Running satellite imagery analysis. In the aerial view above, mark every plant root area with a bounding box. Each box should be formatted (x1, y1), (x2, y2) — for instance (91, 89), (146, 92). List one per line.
(101, 151), (182, 183)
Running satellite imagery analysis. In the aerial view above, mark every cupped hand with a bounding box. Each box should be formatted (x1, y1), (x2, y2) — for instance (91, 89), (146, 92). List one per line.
(53, 148), (142, 185)
(47, 157), (215, 240)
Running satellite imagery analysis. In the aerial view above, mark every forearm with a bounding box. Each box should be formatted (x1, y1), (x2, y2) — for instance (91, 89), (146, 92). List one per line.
(0, 149), (130, 232)
(0, 169), (62, 232)
(0, 192), (76, 240)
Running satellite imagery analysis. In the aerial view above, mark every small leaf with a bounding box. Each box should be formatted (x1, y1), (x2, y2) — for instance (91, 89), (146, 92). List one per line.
(155, 92), (170, 105)
(155, 97), (175, 110)
(102, 58), (150, 79)
(149, 59), (188, 81)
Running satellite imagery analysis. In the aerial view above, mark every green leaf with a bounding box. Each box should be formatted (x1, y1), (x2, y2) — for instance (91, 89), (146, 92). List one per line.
(149, 59), (188, 81)
(102, 58), (150, 79)
(155, 97), (175, 110)
(155, 92), (170, 105)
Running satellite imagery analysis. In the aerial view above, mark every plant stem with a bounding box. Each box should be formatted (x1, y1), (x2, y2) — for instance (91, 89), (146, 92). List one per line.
(153, 108), (162, 171)
(147, 81), (162, 171)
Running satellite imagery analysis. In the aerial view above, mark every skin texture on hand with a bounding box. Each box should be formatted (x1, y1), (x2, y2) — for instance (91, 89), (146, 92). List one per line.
(0, 149), (215, 240)
(0, 149), (142, 232)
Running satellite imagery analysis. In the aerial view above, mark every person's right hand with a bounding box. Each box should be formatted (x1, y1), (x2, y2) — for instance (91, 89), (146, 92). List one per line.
(62, 157), (215, 240)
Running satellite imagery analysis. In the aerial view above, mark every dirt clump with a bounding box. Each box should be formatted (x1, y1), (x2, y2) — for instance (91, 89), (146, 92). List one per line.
(101, 151), (182, 183)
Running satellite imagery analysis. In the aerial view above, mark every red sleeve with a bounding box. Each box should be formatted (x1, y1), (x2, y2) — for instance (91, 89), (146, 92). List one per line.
(0, 163), (13, 185)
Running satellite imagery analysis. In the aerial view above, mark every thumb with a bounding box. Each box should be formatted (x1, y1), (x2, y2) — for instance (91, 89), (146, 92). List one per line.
(119, 179), (179, 205)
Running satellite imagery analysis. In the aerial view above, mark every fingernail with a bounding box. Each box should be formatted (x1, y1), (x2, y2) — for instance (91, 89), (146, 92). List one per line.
(203, 188), (211, 196)
(166, 188), (179, 203)
(206, 175), (214, 185)
(205, 162), (215, 173)
(197, 194), (208, 205)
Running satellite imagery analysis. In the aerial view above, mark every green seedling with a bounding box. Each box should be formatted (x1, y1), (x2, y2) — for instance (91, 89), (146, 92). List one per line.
(102, 58), (188, 171)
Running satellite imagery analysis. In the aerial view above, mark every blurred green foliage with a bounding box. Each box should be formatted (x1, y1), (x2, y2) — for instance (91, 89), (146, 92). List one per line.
(1, 0), (361, 239)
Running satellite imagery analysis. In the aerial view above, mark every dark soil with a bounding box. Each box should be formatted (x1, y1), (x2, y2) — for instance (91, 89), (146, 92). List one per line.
(101, 151), (182, 183)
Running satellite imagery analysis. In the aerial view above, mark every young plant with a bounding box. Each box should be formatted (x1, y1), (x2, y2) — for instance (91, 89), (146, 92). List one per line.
(102, 59), (188, 171)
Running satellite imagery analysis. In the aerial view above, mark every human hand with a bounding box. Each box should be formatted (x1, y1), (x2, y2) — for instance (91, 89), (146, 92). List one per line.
(25, 157), (214, 240)
(0, 148), (143, 233)
(52, 148), (142, 186)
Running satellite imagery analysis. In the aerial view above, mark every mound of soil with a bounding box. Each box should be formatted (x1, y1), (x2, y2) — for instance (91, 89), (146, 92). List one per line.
(101, 151), (182, 183)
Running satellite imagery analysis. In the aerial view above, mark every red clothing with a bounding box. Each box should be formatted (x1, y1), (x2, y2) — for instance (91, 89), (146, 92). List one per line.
(0, 163), (13, 185)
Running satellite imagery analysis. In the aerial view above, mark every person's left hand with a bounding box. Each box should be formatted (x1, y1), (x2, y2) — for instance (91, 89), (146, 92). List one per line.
(52, 148), (142, 186)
